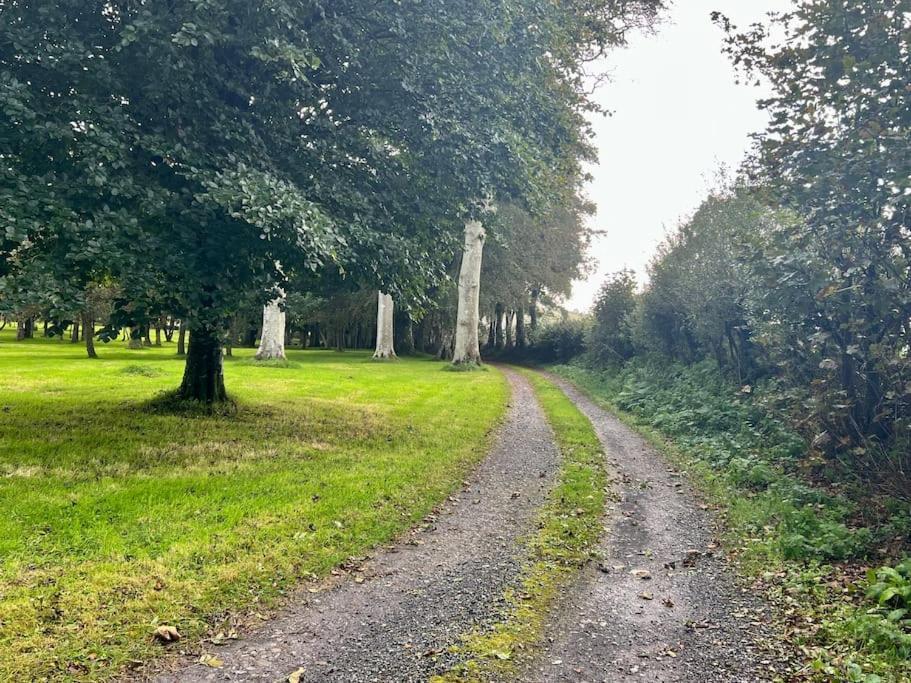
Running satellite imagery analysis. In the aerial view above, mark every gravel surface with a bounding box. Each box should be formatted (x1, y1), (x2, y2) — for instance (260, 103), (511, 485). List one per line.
(151, 369), (559, 683)
(522, 375), (777, 683)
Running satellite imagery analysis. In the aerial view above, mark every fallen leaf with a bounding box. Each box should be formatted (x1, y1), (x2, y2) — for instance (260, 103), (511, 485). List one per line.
(153, 625), (181, 643)
(639, 591), (654, 600)
(198, 653), (223, 668)
(288, 667), (305, 683)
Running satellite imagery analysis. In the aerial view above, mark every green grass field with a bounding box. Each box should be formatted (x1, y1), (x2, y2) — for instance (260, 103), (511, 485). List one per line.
(0, 331), (508, 680)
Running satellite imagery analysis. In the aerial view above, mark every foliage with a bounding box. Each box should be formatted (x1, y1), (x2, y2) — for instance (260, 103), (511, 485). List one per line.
(0, 331), (507, 680)
(643, 189), (768, 379)
(714, 1), (911, 449)
(588, 268), (637, 365)
(481, 200), (595, 313)
(574, 1), (910, 486)
(867, 560), (911, 616)
(531, 318), (589, 363)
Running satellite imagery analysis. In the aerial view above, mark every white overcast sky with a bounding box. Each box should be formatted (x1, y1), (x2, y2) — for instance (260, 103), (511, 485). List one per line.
(567, 0), (795, 311)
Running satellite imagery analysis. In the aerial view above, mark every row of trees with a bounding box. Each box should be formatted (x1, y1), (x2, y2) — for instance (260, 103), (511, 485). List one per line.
(585, 1), (910, 479)
(0, 0), (663, 401)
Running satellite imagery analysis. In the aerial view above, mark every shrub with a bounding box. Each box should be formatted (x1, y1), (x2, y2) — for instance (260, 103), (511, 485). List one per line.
(588, 270), (637, 365)
(532, 318), (589, 363)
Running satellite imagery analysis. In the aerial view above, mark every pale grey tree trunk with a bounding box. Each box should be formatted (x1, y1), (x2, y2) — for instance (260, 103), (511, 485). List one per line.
(255, 297), (286, 361)
(128, 325), (143, 349)
(372, 291), (397, 360)
(452, 219), (486, 365)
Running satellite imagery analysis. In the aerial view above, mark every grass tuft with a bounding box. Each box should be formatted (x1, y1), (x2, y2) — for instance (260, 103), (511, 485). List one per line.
(120, 364), (163, 377)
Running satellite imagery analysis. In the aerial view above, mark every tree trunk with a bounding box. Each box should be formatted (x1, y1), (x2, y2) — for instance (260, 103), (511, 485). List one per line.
(83, 314), (97, 359)
(128, 325), (143, 349)
(373, 291), (397, 360)
(143, 324), (153, 346)
(437, 327), (454, 361)
(452, 219), (486, 365)
(516, 305), (527, 348)
(397, 314), (415, 356)
(529, 289), (539, 331)
(164, 317), (176, 342)
(177, 324), (187, 356)
(255, 298), (287, 361)
(177, 325), (227, 403)
(494, 302), (505, 350)
(16, 317), (33, 340)
(155, 319), (163, 346)
(505, 309), (514, 348)
(71, 320), (80, 343)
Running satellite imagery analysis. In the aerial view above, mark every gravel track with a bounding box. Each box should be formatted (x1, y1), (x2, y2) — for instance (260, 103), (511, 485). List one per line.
(522, 375), (776, 683)
(151, 368), (559, 683)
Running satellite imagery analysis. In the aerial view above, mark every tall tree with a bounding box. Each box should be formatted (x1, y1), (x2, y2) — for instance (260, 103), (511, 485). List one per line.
(372, 291), (396, 360)
(718, 1), (911, 444)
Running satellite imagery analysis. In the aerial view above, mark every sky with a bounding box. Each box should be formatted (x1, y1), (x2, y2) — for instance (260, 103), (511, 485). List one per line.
(567, 0), (794, 311)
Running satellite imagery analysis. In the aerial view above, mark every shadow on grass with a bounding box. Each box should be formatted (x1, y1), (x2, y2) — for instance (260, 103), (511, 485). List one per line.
(143, 389), (240, 417)
(0, 388), (386, 474)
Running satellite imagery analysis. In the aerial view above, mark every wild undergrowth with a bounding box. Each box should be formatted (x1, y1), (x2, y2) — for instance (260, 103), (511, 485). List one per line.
(551, 358), (911, 683)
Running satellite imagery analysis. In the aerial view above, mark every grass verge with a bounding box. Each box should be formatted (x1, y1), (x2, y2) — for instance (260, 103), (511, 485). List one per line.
(0, 332), (508, 681)
(433, 368), (608, 682)
(551, 360), (911, 683)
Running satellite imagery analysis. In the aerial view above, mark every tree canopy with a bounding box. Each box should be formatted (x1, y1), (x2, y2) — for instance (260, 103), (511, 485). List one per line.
(0, 0), (664, 399)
